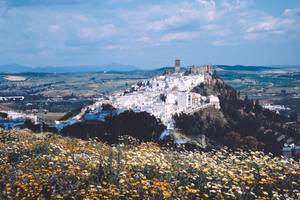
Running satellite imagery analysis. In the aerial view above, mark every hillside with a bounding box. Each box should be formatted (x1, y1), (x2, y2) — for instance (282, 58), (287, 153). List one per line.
(174, 75), (300, 155)
(50, 70), (299, 156)
(0, 129), (299, 199)
(3, 66), (296, 157)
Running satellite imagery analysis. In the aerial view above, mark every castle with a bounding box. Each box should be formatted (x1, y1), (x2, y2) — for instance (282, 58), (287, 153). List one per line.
(164, 59), (214, 85)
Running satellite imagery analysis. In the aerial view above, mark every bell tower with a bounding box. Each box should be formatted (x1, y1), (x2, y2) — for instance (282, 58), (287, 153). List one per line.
(175, 59), (181, 73)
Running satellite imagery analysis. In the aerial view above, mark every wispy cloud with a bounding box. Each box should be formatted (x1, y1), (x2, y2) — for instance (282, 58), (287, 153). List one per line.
(146, 0), (220, 32)
(160, 32), (198, 42)
(78, 24), (117, 42)
(147, 11), (199, 32)
(103, 44), (122, 50)
(283, 7), (300, 17)
(49, 24), (61, 33)
(244, 8), (300, 40)
(211, 40), (225, 46)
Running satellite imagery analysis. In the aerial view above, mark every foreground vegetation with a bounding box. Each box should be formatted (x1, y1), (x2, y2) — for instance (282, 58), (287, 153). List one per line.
(0, 129), (299, 199)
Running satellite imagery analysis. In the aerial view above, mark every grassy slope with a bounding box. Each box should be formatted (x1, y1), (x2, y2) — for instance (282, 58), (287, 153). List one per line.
(0, 129), (299, 199)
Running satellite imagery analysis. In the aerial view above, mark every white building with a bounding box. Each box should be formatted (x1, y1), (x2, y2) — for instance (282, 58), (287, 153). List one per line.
(177, 92), (202, 108)
(0, 111), (38, 129)
(209, 95), (221, 109)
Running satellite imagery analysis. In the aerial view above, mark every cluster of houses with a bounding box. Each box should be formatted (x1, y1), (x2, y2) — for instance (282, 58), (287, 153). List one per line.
(56, 60), (220, 134)
(282, 143), (300, 159)
(111, 65), (219, 127)
(263, 103), (291, 114)
(0, 96), (25, 102)
(0, 111), (38, 129)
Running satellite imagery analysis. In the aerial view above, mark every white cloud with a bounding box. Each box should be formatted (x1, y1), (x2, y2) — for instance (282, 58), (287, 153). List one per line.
(104, 44), (122, 50)
(196, 0), (217, 20)
(246, 16), (278, 33)
(147, 6), (200, 31)
(243, 6), (300, 41)
(199, 24), (214, 31)
(78, 24), (117, 41)
(114, 0), (263, 47)
(283, 7), (300, 17)
(49, 24), (61, 32)
(220, 0), (253, 11)
(246, 15), (296, 36)
(196, 0), (215, 9)
(148, 15), (187, 32)
(137, 36), (151, 43)
(211, 40), (225, 46)
(160, 32), (197, 42)
(146, 0), (223, 32)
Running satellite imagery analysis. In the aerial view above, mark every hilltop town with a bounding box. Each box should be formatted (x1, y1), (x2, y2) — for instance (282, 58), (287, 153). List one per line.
(0, 61), (299, 158)
(55, 60), (220, 137)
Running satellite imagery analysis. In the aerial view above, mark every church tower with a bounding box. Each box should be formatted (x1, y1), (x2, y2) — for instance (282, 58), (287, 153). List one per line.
(175, 59), (181, 73)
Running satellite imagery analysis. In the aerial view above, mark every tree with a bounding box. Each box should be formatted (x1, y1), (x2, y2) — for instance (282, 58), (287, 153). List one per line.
(223, 132), (241, 149)
(254, 100), (262, 113)
(241, 136), (258, 151)
(290, 112), (298, 122)
(239, 115), (261, 136)
(106, 110), (166, 142)
(245, 99), (254, 113)
(0, 112), (8, 118)
(61, 110), (166, 143)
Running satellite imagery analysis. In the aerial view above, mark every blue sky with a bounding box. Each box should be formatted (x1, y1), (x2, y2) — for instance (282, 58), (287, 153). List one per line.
(0, 0), (300, 68)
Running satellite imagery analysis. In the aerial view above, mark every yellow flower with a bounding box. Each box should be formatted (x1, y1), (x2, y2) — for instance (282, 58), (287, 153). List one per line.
(80, 190), (86, 195)
(143, 185), (148, 190)
(163, 191), (171, 198)
(55, 194), (64, 199)
(187, 188), (198, 194)
(113, 192), (120, 196)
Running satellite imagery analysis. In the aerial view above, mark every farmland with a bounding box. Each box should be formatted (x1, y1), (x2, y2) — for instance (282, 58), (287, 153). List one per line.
(0, 72), (151, 122)
(0, 66), (299, 123)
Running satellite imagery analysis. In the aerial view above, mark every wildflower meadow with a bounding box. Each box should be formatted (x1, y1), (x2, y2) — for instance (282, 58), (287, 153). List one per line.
(0, 129), (299, 199)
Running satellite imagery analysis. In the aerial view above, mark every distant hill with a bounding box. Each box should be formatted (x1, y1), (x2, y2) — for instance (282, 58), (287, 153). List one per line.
(215, 65), (278, 71)
(0, 64), (29, 73)
(1, 64), (290, 74)
(0, 63), (140, 73)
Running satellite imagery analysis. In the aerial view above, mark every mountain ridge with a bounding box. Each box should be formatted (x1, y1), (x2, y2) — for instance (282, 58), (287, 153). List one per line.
(1, 64), (298, 74)
(0, 63), (140, 73)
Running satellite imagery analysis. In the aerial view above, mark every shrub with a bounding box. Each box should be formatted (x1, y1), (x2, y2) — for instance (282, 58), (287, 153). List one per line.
(8, 152), (22, 163)
(33, 143), (50, 155)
